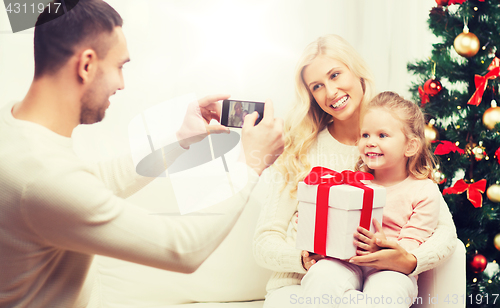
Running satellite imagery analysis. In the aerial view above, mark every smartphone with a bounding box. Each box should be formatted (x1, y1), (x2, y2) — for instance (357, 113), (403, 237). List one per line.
(220, 99), (265, 128)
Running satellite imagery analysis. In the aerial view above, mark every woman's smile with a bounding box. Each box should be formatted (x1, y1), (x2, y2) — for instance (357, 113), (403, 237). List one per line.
(329, 95), (349, 110)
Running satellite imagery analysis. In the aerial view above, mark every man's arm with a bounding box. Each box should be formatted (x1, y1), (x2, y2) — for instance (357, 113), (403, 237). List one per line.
(21, 164), (259, 274)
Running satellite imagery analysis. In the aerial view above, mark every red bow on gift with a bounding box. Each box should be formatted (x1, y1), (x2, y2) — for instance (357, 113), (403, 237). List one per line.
(467, 67), (500, 106)
(418, 86), (430, 107)
(443, 179), (487, 208)
(304, 167), (374, 256)
(432, 140), (465, 155)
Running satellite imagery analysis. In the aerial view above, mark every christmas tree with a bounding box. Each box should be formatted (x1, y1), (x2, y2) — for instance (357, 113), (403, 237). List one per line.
(407, 0), (500, 307)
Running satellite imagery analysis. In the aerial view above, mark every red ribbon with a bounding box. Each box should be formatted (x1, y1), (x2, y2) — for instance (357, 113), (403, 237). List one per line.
(303, 167), (374, 256)
(432, 140), (465, 155)
(418, 86), (430, 106)
(443, 179), (487, 208)
(467, 67), (500, 106)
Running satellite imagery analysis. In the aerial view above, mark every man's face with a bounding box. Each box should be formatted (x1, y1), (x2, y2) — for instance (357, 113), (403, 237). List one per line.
(80, 27), (129, 124)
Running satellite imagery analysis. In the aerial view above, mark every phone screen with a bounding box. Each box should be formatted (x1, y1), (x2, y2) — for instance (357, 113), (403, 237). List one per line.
(221, 100), (265, 128)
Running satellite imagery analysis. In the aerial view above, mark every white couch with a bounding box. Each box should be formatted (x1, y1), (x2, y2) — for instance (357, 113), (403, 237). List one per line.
(91, 176), (466, 308)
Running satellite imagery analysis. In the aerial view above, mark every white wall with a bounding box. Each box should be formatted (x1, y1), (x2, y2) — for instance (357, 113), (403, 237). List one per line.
(0, 0), (437, 160)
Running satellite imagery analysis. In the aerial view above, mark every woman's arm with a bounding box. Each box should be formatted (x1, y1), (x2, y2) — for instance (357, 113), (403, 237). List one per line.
(408, 195), (457, 275)
(349, 195), (457, 275)
(253, 166), (307, 274)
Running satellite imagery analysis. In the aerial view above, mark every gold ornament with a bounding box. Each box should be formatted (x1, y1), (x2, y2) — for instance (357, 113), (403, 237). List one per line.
(495, 234), (500, 251)
(483, 101), (500, 130)
(487, 184), (500, 203)
(424, 119), (439, 145)
(432, 166), (446, 184)
(454, 28), (480, 58)
(465, 142), (486, 161)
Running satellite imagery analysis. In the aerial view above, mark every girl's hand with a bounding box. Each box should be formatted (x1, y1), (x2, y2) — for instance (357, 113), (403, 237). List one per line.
(353, 219), (386, 255)
(301, 251), (325, 271)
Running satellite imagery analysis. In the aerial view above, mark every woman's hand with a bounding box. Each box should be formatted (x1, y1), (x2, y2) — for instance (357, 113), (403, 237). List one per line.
(301, 251), (326, 271)
(348, 238), (417, 275)
(353, 219), (386, 255)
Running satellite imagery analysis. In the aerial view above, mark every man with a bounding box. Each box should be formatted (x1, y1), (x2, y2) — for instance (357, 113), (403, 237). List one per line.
(0, 0), (284, 307)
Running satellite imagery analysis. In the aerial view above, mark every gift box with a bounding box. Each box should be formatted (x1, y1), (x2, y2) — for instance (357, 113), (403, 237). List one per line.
(295, 167), (386, 260)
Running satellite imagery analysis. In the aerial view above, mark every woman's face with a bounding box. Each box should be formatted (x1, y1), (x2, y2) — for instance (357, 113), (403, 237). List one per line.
(235, 104), (242, 115)
(302, 55), (364, 122)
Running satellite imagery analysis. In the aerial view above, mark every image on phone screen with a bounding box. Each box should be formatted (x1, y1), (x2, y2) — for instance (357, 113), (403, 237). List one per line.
(221, 100), (264, 128)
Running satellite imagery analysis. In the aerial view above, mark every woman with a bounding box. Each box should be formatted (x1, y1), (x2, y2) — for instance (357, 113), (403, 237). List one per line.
(253, 34), (457, 307)
(228, 101), (244, 127)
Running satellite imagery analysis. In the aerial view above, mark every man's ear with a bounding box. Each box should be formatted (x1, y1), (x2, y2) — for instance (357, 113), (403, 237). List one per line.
(405, 138), (420, 157)
(77, 49), (98, 84)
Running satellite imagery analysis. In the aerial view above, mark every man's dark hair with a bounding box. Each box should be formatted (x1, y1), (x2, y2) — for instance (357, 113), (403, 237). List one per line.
(34, 0), (123, 78)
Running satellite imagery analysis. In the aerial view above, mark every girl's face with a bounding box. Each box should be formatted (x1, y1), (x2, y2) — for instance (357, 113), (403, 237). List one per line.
(302, 55), (364, 122)
(358, 108), (413, 172)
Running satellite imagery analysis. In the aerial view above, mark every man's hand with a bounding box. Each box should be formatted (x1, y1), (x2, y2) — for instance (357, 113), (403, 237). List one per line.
(176, 94), (230, 149)
(353, 219), (386, 255)
(301, 251), (325, 271)
(240, 99), (284, 175)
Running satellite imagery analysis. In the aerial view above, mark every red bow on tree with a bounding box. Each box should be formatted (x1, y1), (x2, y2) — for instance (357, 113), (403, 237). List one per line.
(443, 179), (487, 208)
(487, 57), (500, 71)
(432, 140), (465, 155)
(467, 67), (500, 106)
(495, 146), (500, 165)
(448, 0), (484, 4)
(418, 86), (430, 106)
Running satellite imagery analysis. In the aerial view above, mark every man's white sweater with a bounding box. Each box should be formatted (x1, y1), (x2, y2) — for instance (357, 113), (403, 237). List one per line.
(0, 103), (258, 307)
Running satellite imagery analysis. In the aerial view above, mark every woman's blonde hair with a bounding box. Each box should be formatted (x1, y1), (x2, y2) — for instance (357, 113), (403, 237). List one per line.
(274, 34), (376, 197)
(231, 101), (242, 115)
(355, 91), (437, 181)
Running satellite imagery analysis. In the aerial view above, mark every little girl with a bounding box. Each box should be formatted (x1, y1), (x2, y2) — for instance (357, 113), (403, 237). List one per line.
(300, 91), (441, 308)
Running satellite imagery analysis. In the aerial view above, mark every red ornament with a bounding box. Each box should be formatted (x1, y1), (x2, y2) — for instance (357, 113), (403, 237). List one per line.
(495, 146), (500, 164)
(449, 0), (468, 4)
(435, 0), (449, 6)
(424, 78), (443, 96)
(470, 254), (487, 273)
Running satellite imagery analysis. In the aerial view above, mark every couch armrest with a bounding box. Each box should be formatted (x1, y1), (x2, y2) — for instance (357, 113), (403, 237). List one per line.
(412, 239), (466, 308)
